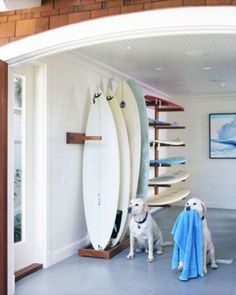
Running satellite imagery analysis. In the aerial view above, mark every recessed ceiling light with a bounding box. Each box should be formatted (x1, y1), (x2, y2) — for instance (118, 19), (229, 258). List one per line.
(175, 80), (183, 85)
(153, 67), (163, 71)
(210, 79), (226, 87)
(122, 45), (132, 50)
(219, 81), (226, 87)
(203, 66), (212, 71)
(185, 50), (208, 58)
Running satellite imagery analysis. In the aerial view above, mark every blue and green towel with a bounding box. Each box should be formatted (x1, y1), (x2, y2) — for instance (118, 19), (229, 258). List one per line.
(172, 210), (204, 281)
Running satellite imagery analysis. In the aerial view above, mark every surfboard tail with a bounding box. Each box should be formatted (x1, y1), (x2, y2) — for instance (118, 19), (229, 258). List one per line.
(216, 258), (233, 264)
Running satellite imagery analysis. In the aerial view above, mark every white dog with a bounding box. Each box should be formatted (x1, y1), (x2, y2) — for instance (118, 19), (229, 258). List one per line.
(178, 198), (218, 274)
(126, 198), (163, 263)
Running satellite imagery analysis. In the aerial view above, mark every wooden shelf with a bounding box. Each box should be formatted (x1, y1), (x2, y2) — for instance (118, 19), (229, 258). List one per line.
(150, 143), (185, 147)
(150, 163), (186, 167)
(66, 132), (102, 144)
(152, 126), (185, 129)
(148, 184), (171, 187)
(78, 237), (129, 260)
(150, 163), (171, 167)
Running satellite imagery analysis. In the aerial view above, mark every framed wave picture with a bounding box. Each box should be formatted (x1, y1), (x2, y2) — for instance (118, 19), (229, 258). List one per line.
(209, 113), (236, 159)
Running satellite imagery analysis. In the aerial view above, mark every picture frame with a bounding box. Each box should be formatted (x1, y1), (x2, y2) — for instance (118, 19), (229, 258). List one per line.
(209, 113), (236, 159)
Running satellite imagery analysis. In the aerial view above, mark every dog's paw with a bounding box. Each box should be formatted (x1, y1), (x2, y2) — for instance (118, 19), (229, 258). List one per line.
(177, 262), (183, 271)
(147, 256), (155, 263)
(126, 253), (134, 260)
(203, 267), (208, 274)
(156, 249), (162, 255)
(211, 263), (218, 270)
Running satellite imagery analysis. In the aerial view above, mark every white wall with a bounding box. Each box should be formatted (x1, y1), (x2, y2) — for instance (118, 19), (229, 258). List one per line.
(167, 95), (236, 209)
(41, 53), (158, 265)
(40, 52), (168, 266)
(40, 52), (236, 269)
(42, 53), (110, 265)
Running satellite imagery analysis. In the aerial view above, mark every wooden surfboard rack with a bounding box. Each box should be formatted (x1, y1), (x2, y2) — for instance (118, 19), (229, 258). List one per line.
(78, 237), (129, 260)
(66, 132), (102, 144)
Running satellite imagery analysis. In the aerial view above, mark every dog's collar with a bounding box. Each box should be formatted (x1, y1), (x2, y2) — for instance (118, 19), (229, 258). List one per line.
(135, 212), (148, 225)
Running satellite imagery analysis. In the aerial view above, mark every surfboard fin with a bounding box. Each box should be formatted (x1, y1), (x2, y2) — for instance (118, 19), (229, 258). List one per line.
(93, 92), (102, 104)
(111, 210), (123, 239)
(106, 95), (114, 101)
(120, 100), (126, 109)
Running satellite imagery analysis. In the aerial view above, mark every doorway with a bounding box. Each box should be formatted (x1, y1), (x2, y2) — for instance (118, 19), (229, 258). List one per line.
(10, 63), (48, 278)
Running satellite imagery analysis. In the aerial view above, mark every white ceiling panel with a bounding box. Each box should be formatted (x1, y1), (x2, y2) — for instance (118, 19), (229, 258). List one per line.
(76, 33), (236, 97)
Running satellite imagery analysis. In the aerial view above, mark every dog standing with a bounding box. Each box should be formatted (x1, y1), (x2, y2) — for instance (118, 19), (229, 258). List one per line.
(179, 198), (218, 274)
(126, 198), (163, 263)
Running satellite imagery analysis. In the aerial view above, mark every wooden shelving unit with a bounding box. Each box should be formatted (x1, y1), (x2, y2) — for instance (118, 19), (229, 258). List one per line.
(145, 95), (185, 195)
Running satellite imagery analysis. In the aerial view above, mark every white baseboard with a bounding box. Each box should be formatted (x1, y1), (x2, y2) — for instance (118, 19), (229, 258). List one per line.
(50, 236), (90, 266)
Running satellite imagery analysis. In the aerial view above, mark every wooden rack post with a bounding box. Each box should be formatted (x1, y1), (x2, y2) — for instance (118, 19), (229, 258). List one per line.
(154, 99), (160, 194)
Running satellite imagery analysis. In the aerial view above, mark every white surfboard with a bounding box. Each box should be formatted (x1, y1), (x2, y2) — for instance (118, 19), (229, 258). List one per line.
(127, 80), (149, 199)
(151, 138), (184, 146)
(147, 188), (191, 206)
(149, 170), (189, 185)
(107, 89), (131, 247)
(115, 80), (141, 200)
(83, 89), (120, 251)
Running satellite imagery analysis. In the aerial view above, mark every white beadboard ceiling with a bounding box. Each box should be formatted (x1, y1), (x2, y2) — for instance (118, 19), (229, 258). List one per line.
(76, 33), (236, 98)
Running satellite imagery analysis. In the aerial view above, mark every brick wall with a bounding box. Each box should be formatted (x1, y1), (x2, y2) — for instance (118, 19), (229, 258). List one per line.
(0, 0), (235, 46)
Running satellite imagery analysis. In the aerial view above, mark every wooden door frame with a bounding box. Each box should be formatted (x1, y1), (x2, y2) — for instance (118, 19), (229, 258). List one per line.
(0, 59), (8, 294)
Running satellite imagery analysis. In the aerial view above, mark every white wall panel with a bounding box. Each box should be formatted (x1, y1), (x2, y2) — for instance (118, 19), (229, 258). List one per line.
(168, 95), (236, 209)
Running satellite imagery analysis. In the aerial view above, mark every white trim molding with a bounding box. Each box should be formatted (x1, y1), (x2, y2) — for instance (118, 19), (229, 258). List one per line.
(0, 7), (236, 65)
(50, 236), (90, 266)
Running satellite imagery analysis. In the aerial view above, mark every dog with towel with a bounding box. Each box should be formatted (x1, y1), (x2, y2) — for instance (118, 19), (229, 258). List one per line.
(172, 197), (233, 281)
(172, 206), (204, 281)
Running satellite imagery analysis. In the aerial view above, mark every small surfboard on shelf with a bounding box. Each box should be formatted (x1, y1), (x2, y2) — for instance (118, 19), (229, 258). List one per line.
(150, 138), (184, 147)
(148, 118), (171, 126)
(147, 188), (191, 206)
(145, 95), (184, 111)
(150, 156), (187, 166)
(148, 170), (189, 186)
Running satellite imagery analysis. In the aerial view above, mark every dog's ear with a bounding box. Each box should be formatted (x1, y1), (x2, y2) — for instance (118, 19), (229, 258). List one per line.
(143, 202), (149, 212)
(200, 200), (207, 212)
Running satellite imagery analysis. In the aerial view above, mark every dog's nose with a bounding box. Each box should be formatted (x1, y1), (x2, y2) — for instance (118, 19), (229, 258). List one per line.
(186, 205), (191, 211)
(128, 207), (132, 214)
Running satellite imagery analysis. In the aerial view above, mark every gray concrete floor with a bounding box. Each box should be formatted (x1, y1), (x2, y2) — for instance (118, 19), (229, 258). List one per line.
(15, 207), (236, 295)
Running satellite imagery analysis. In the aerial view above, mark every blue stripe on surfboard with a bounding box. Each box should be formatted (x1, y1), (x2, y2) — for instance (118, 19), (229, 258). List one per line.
(150, 157), (187, 165)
